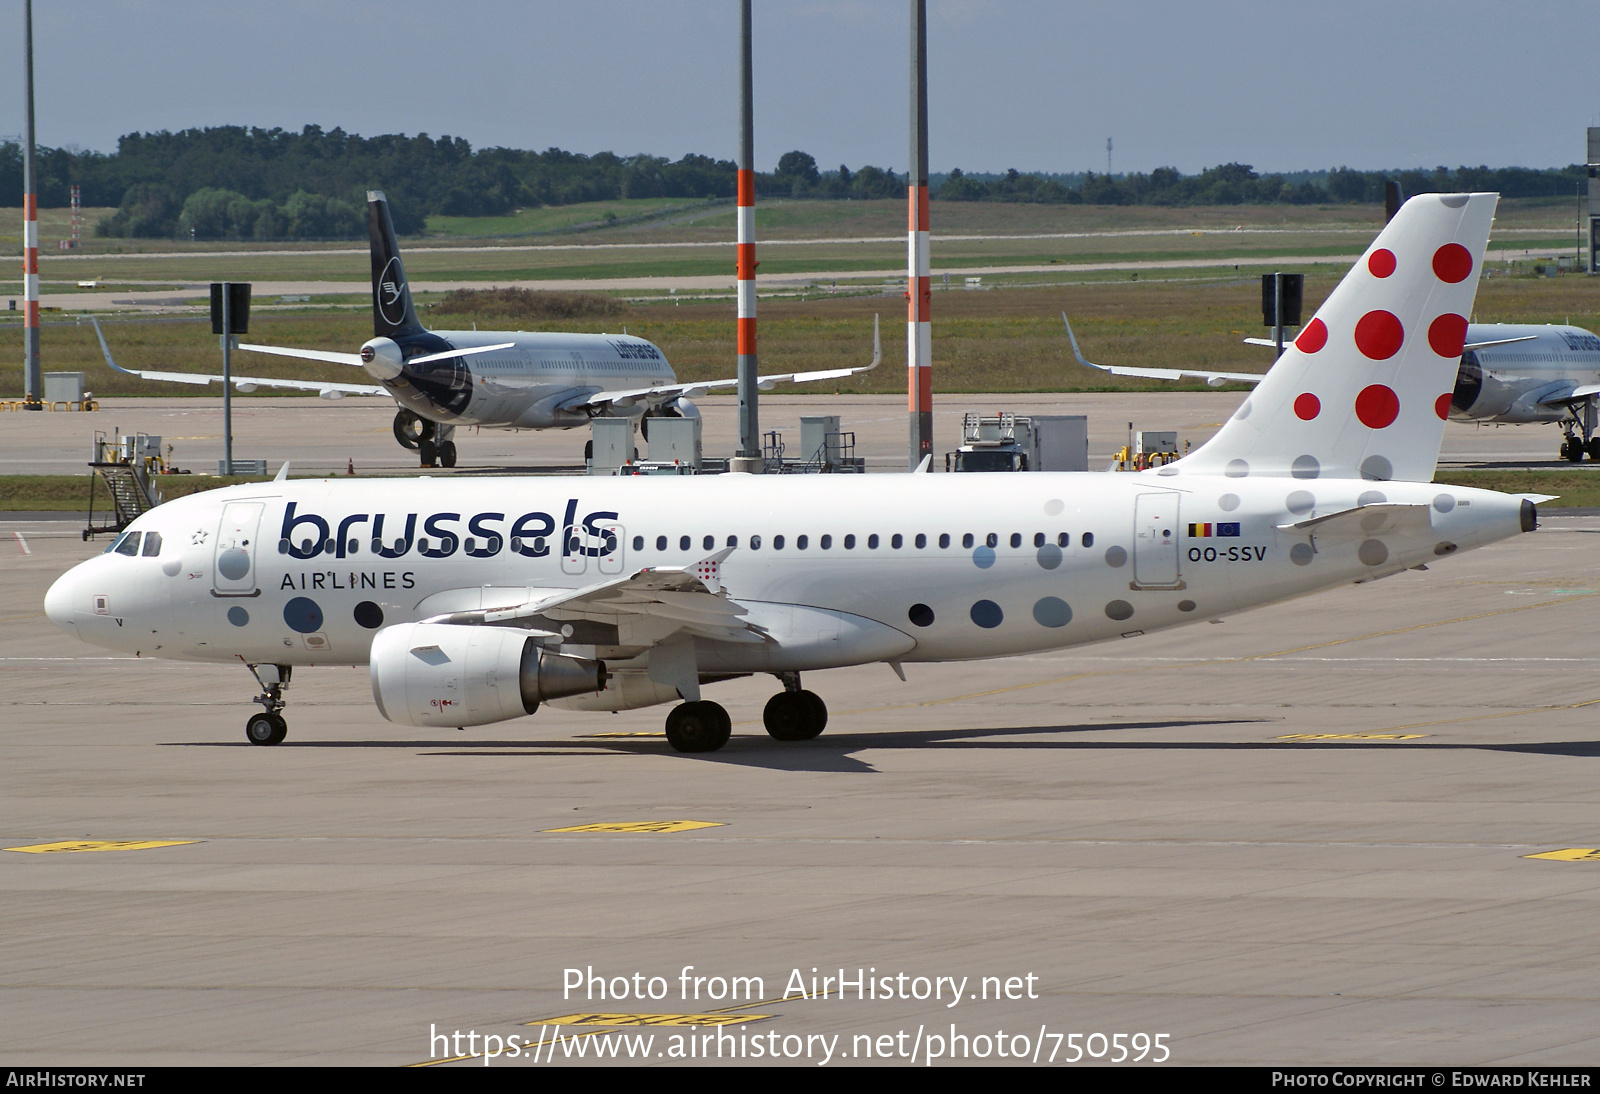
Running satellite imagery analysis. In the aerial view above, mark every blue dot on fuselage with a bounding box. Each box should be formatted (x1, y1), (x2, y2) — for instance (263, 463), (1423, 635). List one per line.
(226, 606), (249, 627)
(972, 546), (996, 569)
(970, 600), (1003, 628)
(1033, 597), (1071, 628)
(283, 596), (323, 634)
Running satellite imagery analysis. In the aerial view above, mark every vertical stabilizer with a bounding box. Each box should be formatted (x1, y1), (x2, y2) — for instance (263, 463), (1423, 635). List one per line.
(1180, 193), (1496, 484)
(368, 191), (423, 339)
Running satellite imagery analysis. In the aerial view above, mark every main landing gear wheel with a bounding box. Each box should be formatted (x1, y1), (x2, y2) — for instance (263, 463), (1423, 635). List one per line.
(1586, 438), (1600, 461)
(439, 440), (457, 468)
(1562, 436), (1585, 462)
(664, 701), (732, 753)
(246, 712), (287, 746)
(393, 409), (426, 450)
(418, 438), (439, 467)
(763, 689), (828, 741)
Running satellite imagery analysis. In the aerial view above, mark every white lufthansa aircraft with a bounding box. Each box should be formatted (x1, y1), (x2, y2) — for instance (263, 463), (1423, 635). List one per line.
(49, 194), (1541, 753)
(1068, 300), (1600, 462)
(97, 191), (880, 468)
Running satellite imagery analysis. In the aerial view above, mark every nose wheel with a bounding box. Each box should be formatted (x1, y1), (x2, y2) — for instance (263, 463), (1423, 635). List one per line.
(244, 663), (292, 746)
(664, 701), (732, 753)
(246, 712), (287, 746)
(763, 674), (828, 740)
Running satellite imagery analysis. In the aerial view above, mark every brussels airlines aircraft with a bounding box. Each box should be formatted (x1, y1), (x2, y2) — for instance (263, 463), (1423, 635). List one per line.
(49, 194), (1540, 753)
(96, 191), (880, 468)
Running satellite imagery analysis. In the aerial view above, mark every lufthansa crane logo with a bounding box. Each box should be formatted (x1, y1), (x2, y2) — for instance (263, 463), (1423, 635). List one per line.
(377, 256), (406, 327)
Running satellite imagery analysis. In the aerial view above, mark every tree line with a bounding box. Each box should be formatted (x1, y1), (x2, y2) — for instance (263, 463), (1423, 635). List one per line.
(0, 125), (1585, 241)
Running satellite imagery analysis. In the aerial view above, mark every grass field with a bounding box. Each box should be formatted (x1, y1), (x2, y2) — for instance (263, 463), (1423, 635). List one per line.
(4, 272), (1599, 400)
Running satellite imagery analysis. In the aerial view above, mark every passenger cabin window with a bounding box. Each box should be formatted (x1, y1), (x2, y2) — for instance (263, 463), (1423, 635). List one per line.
(750, 535), (762, 550)
(1010, 533), (1022, 548)
(633, 535), (644, 551)
(703, 535), (714, 551)
(867, 534), (879, 549)
(962, 534), (974, 548)
(796, 535), (808, 550)
(656, 536), (668, 551)
(114, 532), (141, 556)
(1083, 532), (1095, 547)
(844, 534), (856, 549)
(773, 535), (785, 550)
(939, 533), (950, 549)
(1058, 532), (1069, 547)
(726, 535), (738, 548)
(679, 535), (691, 551)
(820, 535), (832, 549)
(985, 533), (998, 548)
(914, 534), (926, 549)
(891, 534), (903, 549)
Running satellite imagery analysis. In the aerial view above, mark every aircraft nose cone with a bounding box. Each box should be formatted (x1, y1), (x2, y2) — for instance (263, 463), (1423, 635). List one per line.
(44, 570), (76, 633)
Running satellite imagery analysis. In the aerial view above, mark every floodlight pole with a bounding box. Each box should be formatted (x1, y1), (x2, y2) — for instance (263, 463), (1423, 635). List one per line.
(907, 0), (932, 468)
(21, 0), (41, 409)
(222, 285), (233, 475)
(735, 0), (760, 469)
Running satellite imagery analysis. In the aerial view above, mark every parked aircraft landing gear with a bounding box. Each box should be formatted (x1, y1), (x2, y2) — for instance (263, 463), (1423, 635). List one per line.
(245, 664), (291, 746)
(664, 701), (731, 753)
(763, 674), (827, 741)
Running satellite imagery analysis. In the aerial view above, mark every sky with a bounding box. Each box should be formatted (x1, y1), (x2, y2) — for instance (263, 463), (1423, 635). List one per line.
(1, 0), (1594, 175)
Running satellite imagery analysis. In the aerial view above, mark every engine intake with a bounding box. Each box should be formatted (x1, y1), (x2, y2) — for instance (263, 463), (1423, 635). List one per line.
(369, 622), (605, 727)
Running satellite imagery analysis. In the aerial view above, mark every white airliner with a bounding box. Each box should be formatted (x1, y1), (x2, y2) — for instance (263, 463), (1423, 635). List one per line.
(1067, 302), (1600, 462)
(96, 191), (880, 468)
(48, 193), (1540, 753)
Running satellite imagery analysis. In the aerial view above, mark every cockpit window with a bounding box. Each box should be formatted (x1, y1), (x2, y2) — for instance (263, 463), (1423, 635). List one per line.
(141, 531), (162, 557)
(112, 532), (142, 556)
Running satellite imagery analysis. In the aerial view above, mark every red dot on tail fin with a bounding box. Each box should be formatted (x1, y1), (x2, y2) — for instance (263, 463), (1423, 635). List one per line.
(1355, 385), (1400, 429)
(1368, 249), (1396, 278)
(1354, 311), (1404, 360)
(1295, 318), (1328, 353)
(1294, 393), (1320, 420)
(1432, 243), (1472, 283)
(1435, 393), (1452, 420)
(1428, 313), (1468, 357)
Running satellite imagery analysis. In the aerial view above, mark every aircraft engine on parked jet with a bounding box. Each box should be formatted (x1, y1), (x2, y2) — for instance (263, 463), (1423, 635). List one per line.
(369, 622), (606, 728)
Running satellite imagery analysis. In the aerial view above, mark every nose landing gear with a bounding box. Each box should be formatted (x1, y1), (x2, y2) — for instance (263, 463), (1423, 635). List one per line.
(245, 663), (292, 746)
(664, 700), (732, 753)
(762, 673), (828, 741)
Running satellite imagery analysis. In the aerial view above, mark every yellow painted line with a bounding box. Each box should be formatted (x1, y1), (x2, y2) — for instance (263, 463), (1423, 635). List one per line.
(532, 1011), (771, 1027)
(843, 592), (1600, 716)
(1371, 693), (1600, 734)
(1276, 733), (1429, 741)
(542, 820), (724, 834)
(582, 731), (666, 738)
(1524, 848), (1600, 862)
(5, 839), (197, 854)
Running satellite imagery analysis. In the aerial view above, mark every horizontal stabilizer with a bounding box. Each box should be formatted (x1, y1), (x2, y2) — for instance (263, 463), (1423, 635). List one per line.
(1277, 503), (1432, 541)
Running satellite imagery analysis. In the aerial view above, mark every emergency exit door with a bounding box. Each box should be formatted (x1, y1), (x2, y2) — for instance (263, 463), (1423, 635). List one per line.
(1133, 493), (1181, 588)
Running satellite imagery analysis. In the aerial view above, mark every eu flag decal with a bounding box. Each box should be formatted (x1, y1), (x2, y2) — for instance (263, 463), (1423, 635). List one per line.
(1217, 522), (1241, 537)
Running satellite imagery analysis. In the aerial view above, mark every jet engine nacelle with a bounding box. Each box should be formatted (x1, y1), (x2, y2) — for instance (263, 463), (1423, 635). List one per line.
(369, 622), (605, 727)
(360, 337), (404, 381)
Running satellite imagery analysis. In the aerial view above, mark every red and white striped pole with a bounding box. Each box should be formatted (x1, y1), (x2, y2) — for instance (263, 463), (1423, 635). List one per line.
(22, 0), (42, 409)
(735, 0), (760, 468)
(907, 0), (931, 466)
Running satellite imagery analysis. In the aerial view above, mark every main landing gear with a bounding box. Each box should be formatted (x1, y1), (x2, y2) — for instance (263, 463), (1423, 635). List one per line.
(245, 664), (291, 746)
(394, 410), (456, 468)
(1559, 396), (1600, 463)
(660, 674), (830, 754)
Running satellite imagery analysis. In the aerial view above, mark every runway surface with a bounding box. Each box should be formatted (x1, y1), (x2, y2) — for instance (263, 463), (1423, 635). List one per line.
(2, 397), (1598, 1066)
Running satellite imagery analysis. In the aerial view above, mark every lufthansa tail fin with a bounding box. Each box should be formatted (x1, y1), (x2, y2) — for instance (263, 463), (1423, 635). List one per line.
(368, 191), (424, 339)
(1179, 193), (1496, 484)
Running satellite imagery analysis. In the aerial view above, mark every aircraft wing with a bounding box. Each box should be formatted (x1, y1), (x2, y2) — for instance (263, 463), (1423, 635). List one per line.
(92, 318), (391, 398)
(1248, 334), (1538, 352)
(1066, 314), (1264, 387)
(563, 315), (882, 412)
(421, 549), (765, 646)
